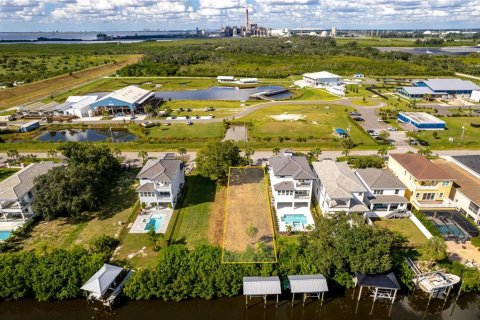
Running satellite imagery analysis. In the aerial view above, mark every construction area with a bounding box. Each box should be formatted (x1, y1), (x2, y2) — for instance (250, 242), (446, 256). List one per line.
(222, 167), (277, 263)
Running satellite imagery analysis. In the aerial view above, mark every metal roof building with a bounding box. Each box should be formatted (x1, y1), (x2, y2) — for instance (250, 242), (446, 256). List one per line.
(288, 274), (329, 305)
(303, 71), (342, 87)
(398, 112), (446, 130)
(243, 276), (281, 308)
(354, 272), (400, 304)
(89, 85), (154, 114)
(397, 78), (480, 99)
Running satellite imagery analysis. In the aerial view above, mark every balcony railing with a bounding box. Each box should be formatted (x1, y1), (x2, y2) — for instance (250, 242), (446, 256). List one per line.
(294, 195), (310, 199)
(416, 185), (439, 190)
(296, 182), (311, 188)
(412, 199), (455, 209)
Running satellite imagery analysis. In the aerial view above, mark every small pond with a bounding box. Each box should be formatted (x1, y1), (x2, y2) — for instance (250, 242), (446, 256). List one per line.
(155, 85), (292, 101)
(38, 129), (137, 142)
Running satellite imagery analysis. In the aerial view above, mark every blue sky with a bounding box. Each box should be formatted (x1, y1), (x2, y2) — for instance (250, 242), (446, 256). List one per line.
(0, 0), (479, 32)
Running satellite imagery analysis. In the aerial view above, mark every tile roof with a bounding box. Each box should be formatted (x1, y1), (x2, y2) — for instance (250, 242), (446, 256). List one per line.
(136, 183), (155, 193)
(0, 162), (60, 200)
(312, 160), (366, 198)
(389, 153), (454, 180)
(434, 160), (480, 206)
(137, 155), (182, 182)
(356, 168), (407, 190)
(274, 181), (295, 191)
(269, 156), (315, 180)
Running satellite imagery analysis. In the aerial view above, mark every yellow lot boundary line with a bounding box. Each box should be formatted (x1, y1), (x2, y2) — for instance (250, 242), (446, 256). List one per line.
(221, 166), (277, 264)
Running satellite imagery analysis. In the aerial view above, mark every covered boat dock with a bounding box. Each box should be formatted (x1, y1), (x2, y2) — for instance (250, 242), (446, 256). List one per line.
(243, 276), (281, 308)
(288, 274), (328, 306)
(354, 272), (400, 304)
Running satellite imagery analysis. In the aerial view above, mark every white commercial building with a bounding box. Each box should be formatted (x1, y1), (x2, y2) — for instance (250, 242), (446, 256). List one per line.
(471, 90), (480, 103)
(60, 95), (98, 118)
(217, 76), (235, 82)
(302, 71), (342, 87)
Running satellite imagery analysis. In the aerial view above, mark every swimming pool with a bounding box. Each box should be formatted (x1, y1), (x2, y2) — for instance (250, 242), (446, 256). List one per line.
(282, 214), (307, 225)
(435, 222), (466, 239)
(0, 231), (12, 241)
(144, 215), (164, 232)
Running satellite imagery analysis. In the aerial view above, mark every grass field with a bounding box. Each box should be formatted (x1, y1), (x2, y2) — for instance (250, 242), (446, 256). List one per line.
(0, 54), (142, 109)
(147, 122), (224, 139)
(351, 98), (383, 106)
(414, 117), (480, 149)
(375, 218), (428, 247)
(160, 100), (254, 118)
(170, 175), (218, 249)
(296, 88), (340, 100)
(0, 168), (19, 182)
(19, 170), (139, 252)
(223, 167), (276, 263)
(242, 104), (378, 149)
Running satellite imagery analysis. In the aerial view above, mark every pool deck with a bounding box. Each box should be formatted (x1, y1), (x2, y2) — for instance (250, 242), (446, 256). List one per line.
(129, 208), (173, 234)
(277, 207), (315, 232)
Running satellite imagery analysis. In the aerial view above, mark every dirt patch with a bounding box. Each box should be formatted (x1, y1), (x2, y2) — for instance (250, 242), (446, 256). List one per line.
(223, 167), (276, 263)
(270, 113), (305, 121)
(208, 186), (226, 246)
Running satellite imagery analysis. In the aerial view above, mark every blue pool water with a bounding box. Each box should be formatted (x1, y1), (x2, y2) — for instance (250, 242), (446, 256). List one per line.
(435, 222), (466, 238)
(282, 214), (307, 224)
(144, 216), (164, 232)
(0, 231), (12, 241)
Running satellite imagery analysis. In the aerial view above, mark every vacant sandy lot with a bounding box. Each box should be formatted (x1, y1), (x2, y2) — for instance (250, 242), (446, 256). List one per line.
(223, 167), (275, 262)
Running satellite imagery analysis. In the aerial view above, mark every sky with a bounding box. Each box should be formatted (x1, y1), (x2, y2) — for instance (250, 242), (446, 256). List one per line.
(0, 0), (479, 32)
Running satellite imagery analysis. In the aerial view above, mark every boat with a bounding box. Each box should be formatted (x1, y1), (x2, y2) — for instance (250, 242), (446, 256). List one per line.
(416, 271), (461, 298)
(425, 49), (433, 54)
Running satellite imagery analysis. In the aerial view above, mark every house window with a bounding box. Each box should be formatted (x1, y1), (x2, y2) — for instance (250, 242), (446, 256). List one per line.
(373, 190), (383, 195)
(438, 193), (444, 199)
(469, 201), (480, 213)
(394, 189), (400, 195)
(422, 193), (435, 201)
(416, 193), (421, 199)
(442, 181), (450, 186)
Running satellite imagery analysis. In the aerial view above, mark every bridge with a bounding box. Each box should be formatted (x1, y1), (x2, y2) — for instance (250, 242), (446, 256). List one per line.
(249, 88), (290, 100)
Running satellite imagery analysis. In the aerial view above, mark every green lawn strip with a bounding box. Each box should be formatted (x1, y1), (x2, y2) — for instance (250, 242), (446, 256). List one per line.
(171, 174), (216, 249)
(0, 168), (20, 182)
(146, 122), (224, 139)
(374, 219), (427, 247)
(296, 87), (339, 100)
(414, 117), (480, 149)
(61, 221), (88, 248)
(114, 233), (160, 268)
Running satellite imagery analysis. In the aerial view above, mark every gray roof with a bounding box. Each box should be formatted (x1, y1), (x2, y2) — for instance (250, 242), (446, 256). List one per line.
(421, 78), (480, 92)
(81, 264), (124, 296)
(401, 86), (436, 95)
(243, 276), (281, 295)
(370, 195), (409, 204)
(451, 155), (480, 176)
(274, 181), (295, 191)
(350, 198), (370, 212)
(0, 162), (59, 200)
(269, 156), (315, 180)
(355, 272), (401, 290)
(136, 183), (155, 193)
(312, 160), (367, 198)
(137, 155), (182, 182)
(288, 275), (329, 293)
(356, 168), (407, 190)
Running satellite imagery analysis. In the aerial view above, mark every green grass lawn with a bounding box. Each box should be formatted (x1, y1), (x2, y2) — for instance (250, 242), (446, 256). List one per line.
(114, 233), (161, 268)
(159, 100), (254, 118)
(414, 117), (480, 149)
(296, 87), (339, 100)
(375, 218), (427, 247)
(170, 174), (217, 249)
(351, 98), (383, 106)
(242, 104), (378, 149)
(0, 168), (19, 182)
(19, 170), (139, 252)
(147, 122), (224, 139)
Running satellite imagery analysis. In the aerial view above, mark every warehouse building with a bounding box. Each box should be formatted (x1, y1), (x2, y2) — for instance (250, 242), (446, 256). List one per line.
(397, 78), (480, 99)
(89, 86), (154, 115)
(302, 71), (342, 87)
(397, 112), (446, 130)
(58, 95), (99, 118)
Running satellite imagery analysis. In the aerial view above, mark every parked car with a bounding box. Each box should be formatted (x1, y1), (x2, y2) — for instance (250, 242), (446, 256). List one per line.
(185, 115), (190, 119)
(376, 118), (385, 122)
(195, 115), (200, 119)
(165, 122), (171, 126)
(349, 112), (361, 116)
(186, 121), (193, 125)
(367, 130), (375, 136)
(209, 114), (215, 118)
(353, 117), (365, 122)
(141, 121), (155, 128)
(115, 113), (124, 118)
(204, 107), (215, 112)
(130, 115), (136, 120)
(387, 126), (397, 131)
(187, 108), (192, 112)
(170, 115), (176, 119)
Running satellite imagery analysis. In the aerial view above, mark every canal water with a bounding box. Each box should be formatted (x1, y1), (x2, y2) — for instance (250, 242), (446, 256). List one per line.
(155, 85), (292, 101)
(376, 46), (480, 56)
(38, 129), (136, 142)
(0, 290), (478, 320)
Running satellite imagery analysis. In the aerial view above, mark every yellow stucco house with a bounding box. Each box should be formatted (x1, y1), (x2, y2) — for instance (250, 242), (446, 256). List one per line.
(388, 154), (456, 211)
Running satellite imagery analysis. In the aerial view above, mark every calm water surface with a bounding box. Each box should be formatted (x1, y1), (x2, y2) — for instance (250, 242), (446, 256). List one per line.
(155, 86), (292, 101)
(376, 46), (480, 56)
(0, 290), (478, 320)
(38, 129), (136, 142)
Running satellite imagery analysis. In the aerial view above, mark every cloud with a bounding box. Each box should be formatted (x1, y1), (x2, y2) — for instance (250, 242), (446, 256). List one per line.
(0, 0), (479, 29)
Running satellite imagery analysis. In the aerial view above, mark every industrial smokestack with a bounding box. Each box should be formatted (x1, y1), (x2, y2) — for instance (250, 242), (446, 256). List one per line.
(245, 6), (249, 34)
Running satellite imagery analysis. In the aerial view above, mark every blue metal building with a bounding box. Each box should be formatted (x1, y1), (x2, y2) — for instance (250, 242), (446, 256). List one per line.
(398, 112), (445, 130)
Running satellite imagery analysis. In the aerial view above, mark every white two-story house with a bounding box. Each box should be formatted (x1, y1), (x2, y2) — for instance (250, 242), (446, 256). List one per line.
(355, 168), (409, 216)
(312, 159), (369, 215)
(137, 153), (185, 209)
(268, 154), (316, 231)
(0, 162), (59, 232)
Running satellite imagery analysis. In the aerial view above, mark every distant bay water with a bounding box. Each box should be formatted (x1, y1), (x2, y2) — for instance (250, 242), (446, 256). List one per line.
(0, 31), (191, 44)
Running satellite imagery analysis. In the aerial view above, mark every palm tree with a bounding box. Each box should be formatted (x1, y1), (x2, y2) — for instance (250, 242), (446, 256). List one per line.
(342, 148), (351, 162)
(422, 236), (447, 262)
(272, 147), (280, 156)
(377, 146), (388, 158)
(47, 149), (57, 159)
(310, 147), (322, 160)
(285, 224), (293, 235)
(138, 150), (149, 165)
(178, 147), (187, 162)
(7, 149), (19, 164)
(418, 147), (432, 159)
